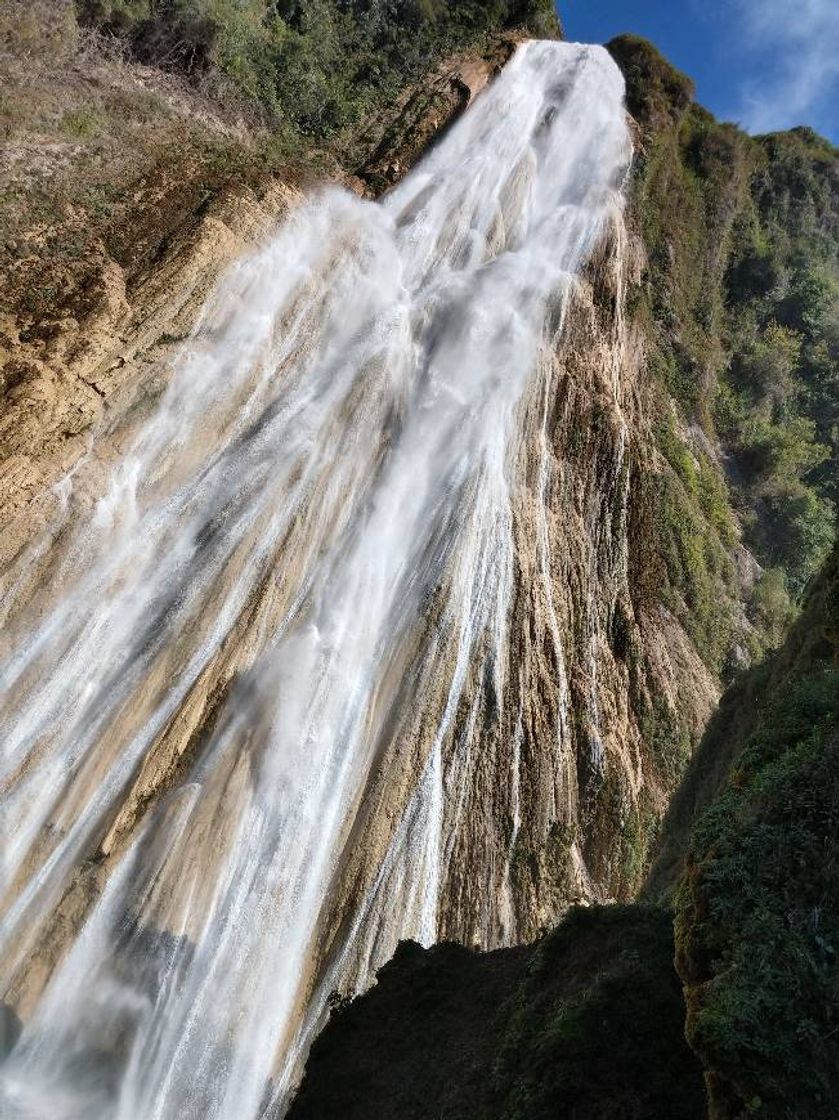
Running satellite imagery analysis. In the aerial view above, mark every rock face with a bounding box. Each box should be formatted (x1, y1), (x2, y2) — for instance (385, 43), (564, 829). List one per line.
(285, 547), (839, 1120)
(357, 43), (518, 194)
(0, 181), (301, 574)
(0, 38), (726, 1118)
(4, 14), (834, 1120)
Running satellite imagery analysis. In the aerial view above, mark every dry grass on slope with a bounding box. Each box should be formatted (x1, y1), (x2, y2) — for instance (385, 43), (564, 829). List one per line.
(0, 0), (309, 343)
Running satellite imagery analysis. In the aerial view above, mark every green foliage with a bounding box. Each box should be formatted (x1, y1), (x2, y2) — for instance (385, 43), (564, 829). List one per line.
(675, 548), (839, 1119)
(749, 482), (835, 597)
(75, 0), (560, 143)
(608, 37), (762, 670)
(496, 907), (706, 1120)
(738, 414), (827, 498)
(656, 417), (738, 546)
(747, 568), (795, 649)
(720, 259), (837, 594)
(59, 106), (110, 138)
(719, 131), (838, 596)
(616, 802), (662, 899)
(605, 34), (693, 127)
(610, 34), (838, 617)
(728, 321), (801, 407)
(628, 449), (740, 678)
(641, 462), (737, 675)
(641, 692), (694, 786)
(647, 543), (838, 901)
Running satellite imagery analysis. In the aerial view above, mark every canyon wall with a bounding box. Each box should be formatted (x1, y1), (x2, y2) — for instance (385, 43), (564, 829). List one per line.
(1, 8), (836, 1120)
(0, 32), (713, 1118)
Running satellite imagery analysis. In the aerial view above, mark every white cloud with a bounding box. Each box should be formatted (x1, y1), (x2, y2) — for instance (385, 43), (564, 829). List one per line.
(728, 0), (839, 135)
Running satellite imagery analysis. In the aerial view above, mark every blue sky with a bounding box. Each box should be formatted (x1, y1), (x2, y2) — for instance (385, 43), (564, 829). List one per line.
(556, 0), (839, 144)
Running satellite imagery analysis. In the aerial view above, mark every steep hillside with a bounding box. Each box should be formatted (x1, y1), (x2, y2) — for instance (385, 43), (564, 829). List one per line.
(675, 545), (839, 1119)
(600, 33), (839, 882)
(613, 35), (838, 657)
(647, 544), (839, 898)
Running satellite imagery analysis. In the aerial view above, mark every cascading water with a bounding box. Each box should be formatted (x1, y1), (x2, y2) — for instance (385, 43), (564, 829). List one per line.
(0, 40), (630, 1120)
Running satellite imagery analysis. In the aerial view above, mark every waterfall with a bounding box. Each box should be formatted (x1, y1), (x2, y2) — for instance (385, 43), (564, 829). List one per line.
(0, 40), (630, 1120)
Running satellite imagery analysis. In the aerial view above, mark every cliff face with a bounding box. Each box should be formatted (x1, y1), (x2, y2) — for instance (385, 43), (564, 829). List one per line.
(2, 16), (715, 1001)
(283, 33), (838, 1120)
(289, 547), (837, 1120)
(612, 35), (838, 637)
(0, 10), (837, 1120)
(0, 25), (694, 1115)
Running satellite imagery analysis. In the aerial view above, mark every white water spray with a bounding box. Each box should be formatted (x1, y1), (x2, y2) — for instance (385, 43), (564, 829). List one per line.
(0, 41), (629, 1120)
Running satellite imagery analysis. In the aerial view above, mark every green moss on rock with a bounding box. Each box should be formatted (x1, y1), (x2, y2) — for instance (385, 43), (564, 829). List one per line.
(610, 33), (837, 670)
(674, 547), (839, 1118)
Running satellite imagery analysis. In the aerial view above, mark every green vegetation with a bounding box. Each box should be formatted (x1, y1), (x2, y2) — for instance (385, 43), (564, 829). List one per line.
(76, 0), (559, 149)
(640, 454), (738, 673)
(609, 35), (838, 671)
(496, 907), (705, 1120)
(1, 0), (291, 329)
(718, 127), (839, 596)
(1, 0), (557, 334)
(676, 546), (839, 1119)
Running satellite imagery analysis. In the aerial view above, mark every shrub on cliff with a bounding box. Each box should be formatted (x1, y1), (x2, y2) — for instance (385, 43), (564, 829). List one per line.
(675, 547), (839, 1118)
(75, 0), (560, 140)
(607, 33), (838, 687)
(495, 906), (706, 1120)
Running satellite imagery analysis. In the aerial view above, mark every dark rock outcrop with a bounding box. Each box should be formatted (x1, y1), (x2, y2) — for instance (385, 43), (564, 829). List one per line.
(288, 906), (706, 1120)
